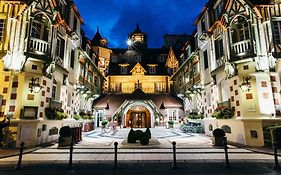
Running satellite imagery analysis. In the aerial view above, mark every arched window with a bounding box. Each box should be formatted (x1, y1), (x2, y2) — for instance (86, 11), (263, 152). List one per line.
(209, 124), (213, 131)
(222, 125), (231, 134)
(231, 16), (250, 43)
(31, 13), (50, 41)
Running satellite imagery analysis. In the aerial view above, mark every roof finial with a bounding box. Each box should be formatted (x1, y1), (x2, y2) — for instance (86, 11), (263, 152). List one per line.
(97, 26), (99, 33)
(136, 23), (140, 30)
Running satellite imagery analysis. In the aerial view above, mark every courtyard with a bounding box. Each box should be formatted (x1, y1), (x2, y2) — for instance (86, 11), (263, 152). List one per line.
(0, 128), (281, 175)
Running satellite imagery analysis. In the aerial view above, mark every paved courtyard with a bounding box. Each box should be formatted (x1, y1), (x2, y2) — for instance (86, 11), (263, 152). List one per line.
(0, 128), (281, 174)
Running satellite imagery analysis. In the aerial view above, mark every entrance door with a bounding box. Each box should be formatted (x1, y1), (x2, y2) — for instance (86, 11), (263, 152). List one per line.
(126, 105), (151, 128)
(131, 112), (146, 128)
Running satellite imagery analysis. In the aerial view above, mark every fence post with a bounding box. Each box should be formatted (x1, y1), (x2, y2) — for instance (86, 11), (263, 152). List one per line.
(223, 140), (230, 168)
(68, 142), (74, 170)
(114, 142), (118, 169)
(15, 142), (25, 170)
(273, 142), (280, 169)
(172, 141), (177, 169)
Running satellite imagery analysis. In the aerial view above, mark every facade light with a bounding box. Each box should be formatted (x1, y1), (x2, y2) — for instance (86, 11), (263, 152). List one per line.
(240, 77), (251, 92)
(30, 77), (43, 93)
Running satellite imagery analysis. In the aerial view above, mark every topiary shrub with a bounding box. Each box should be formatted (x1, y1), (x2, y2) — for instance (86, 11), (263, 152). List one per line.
(59, 126), (72, 137)
(212, 128), (225, 137)
(145, 128), (151, 139)
(135, 130), (144, 140)
(212, 128), (226, 146)
(140, 134), (149, 145)
(127, 129), (136, 143)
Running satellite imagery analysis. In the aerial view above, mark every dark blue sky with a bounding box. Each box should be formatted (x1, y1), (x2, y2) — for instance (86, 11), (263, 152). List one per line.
(74, 0), (207, 48)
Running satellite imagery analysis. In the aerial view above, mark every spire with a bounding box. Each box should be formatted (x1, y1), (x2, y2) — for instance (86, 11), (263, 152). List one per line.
(91, 27), (103, 46)
(133, 23), (142, 33)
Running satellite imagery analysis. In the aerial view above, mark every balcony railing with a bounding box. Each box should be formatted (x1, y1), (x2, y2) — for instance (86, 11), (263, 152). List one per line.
(231, 39), (253, 57)
(29, 37), (49, 55)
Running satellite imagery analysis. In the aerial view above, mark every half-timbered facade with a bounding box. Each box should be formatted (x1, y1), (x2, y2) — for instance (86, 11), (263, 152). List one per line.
(0, 0), (103, 148)
(192, 0), (281, 146)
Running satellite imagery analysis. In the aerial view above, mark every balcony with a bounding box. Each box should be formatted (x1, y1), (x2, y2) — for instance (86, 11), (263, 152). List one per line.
(28, 37), (50, 55)
(231, 39), (255, 58)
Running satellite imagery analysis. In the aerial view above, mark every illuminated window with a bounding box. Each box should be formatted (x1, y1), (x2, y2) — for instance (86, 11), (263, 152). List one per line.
(149, 66), (156, 74)
(168, 109), (178, 121)
(0, 19), (5, 41)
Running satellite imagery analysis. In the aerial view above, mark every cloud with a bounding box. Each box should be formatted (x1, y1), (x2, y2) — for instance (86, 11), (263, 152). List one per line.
(74, 0), (207, 48)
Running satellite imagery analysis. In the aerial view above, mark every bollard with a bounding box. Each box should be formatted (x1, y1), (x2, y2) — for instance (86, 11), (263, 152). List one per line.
(68, 142), (74, 170)
(113, 142), (118, 169)
(16, 142), (25, 170)
(172, 141), (177, 169)
(273, 142), (280, 169)
(223, 140), (230, 168)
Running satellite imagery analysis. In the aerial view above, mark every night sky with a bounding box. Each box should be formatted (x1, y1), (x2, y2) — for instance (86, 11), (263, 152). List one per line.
(74, 0), (207, 48)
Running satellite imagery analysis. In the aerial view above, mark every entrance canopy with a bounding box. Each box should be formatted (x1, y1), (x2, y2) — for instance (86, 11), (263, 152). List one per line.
(92, 92), (184, 117)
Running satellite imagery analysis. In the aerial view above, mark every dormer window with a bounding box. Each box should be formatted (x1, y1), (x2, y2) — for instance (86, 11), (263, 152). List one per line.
(148, 64), (157, 74)
(112, 55), (118, 62)
(119, 64), (129, 74)
(135, 55), (142, 62)
(159, 55), (166, 62)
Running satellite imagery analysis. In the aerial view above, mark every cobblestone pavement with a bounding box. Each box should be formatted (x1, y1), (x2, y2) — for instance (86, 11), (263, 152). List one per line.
(0, 128), (281, 174)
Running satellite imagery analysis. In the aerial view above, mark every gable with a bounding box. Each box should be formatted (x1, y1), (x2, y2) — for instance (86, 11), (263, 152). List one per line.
(130, 63), (146, 75)
(165, 47), (178, 68)
(227, 0), (247, 17)
(33, 0), (56, 15)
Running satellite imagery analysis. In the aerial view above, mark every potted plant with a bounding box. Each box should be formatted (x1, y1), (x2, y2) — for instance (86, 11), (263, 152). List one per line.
(101, 120), (108, 128)
(212, 128), (226, 146)
(168, 120), (174, 128)
(58, 126), (72, 147)
(127, 129), (136, 143)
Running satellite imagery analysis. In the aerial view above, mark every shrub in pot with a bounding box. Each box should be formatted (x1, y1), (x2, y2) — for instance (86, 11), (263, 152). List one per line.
(140, 132), (150, 145)
(135, 130), (144, 140)
(58, 126), (72, 147)
(127, 129), (136, 143)
(101, 120), (108, 128)
(212, 128), (226, 146)
(168, 120), (174, 128)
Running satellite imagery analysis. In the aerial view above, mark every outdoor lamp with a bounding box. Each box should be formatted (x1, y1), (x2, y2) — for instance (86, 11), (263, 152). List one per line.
(30, 77), (43, 93)
(240, 77), (251, 92)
